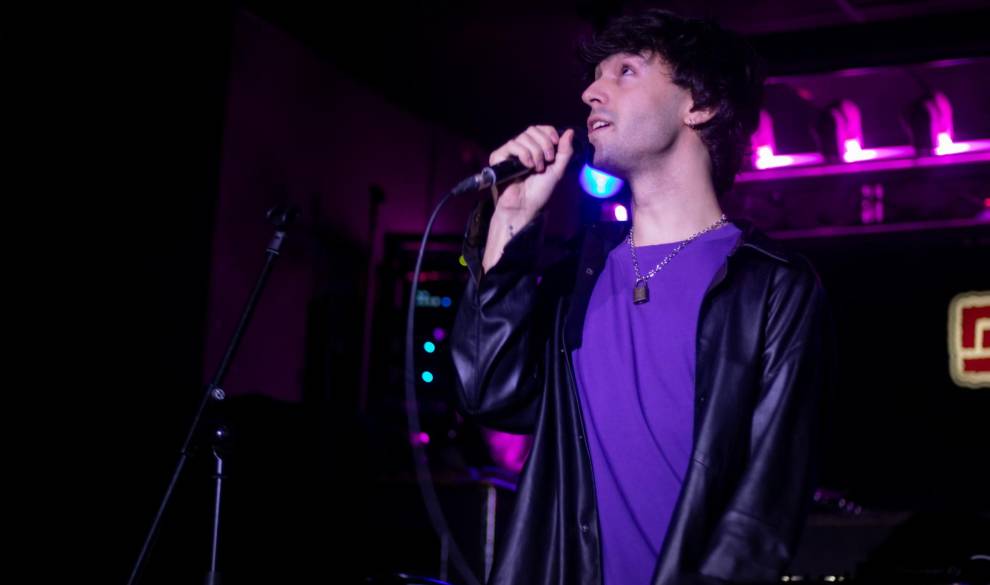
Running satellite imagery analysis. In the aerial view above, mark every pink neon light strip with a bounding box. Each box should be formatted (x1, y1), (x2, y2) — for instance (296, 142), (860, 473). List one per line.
(842, 139), (915, 163)
(738, 149), (990, 182)
(934, 132), (990, 156)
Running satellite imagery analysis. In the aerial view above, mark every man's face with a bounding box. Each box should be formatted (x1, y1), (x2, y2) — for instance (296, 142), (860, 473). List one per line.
(582, 51), (695, 176)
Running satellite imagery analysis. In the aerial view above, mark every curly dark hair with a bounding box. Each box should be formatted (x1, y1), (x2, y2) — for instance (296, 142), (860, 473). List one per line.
(580, 9), (766, 195)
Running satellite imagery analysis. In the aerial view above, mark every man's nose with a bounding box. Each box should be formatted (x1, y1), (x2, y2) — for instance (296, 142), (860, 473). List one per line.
(582, 79), (607, 106)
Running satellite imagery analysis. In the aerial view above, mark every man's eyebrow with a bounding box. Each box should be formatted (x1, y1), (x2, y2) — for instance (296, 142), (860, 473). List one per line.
(593, 52), (650, 79)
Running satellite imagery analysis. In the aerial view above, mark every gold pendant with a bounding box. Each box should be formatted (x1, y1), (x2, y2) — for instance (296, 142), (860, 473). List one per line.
(633, 280), (649, 304)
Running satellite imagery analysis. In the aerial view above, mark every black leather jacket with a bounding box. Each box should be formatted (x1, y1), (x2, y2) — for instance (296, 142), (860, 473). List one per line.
(450, 200), (834, 585)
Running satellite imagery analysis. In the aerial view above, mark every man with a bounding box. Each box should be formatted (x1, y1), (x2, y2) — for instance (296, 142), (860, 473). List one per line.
(450, 9), (833, 585)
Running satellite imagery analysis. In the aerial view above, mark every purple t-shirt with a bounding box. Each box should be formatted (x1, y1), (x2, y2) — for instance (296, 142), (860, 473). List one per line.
(571, 222), (741, 585)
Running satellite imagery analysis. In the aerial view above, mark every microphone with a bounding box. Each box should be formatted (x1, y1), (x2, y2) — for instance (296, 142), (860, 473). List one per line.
(451, 127), (588, 195)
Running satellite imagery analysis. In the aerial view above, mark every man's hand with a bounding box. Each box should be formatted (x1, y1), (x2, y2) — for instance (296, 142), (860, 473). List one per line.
(482, 126), (576, 273)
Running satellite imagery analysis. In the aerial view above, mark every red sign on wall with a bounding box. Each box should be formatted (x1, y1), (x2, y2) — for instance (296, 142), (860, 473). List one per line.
(948, 291), (990, 388)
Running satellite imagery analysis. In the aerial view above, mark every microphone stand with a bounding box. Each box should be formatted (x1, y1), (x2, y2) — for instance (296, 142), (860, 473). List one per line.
(127, 205), (299, 585)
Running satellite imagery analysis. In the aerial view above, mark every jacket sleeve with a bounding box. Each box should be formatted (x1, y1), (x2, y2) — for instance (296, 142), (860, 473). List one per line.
(697, 256), (835, 583)
(448, 198), (558, 434)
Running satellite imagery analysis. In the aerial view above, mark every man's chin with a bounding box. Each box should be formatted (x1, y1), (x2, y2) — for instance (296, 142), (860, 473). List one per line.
(591, 152), (627, 178)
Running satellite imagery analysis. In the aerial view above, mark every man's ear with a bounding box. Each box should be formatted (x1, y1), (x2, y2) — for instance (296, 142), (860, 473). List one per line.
(685, 105), (717, 128)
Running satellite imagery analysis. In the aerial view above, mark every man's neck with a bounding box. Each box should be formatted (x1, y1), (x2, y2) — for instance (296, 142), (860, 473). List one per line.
(627, 144), (724, 246)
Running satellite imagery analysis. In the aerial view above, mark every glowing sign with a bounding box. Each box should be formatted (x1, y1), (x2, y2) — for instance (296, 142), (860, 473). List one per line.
(948, 291), (990, 388)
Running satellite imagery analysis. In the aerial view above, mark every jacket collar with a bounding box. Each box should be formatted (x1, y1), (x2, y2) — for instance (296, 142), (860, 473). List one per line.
(732, 219), (794, 264)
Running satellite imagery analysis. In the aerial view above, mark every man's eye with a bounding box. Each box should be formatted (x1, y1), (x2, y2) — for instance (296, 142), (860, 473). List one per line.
(621, 65), (633, 75)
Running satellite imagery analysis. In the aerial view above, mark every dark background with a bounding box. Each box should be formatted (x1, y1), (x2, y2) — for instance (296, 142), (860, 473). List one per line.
(36, 1), (990, 583)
